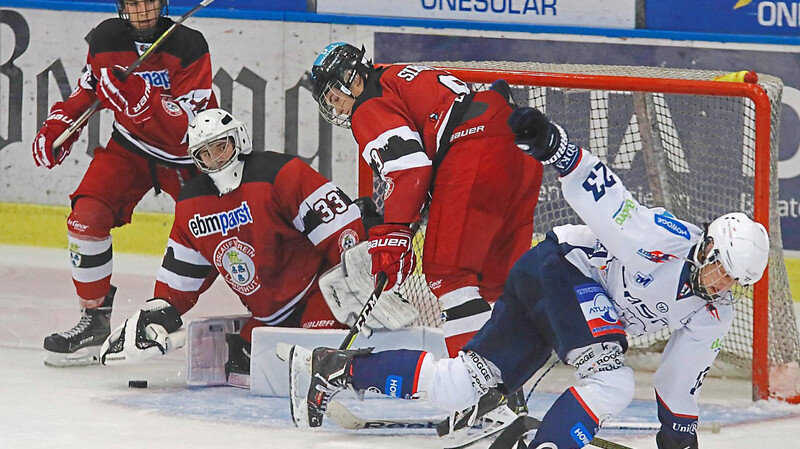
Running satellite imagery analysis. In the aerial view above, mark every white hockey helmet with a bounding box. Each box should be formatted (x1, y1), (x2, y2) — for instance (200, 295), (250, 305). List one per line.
(706, 212), (769, 286)
(691, 212), (769, 302)
(188, 109), (252, 195)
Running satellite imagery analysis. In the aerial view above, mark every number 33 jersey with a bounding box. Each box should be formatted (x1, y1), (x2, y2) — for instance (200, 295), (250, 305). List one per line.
(154, 152), (364, 321)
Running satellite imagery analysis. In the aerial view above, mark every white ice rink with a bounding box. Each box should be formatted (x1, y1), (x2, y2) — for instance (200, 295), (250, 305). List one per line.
(2, 244), (799, 449)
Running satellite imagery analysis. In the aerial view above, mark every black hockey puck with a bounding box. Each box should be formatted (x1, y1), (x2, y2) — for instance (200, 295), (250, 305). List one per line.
(128, 380), (148, 388)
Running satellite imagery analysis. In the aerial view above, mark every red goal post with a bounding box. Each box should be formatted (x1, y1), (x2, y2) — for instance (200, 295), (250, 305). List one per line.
(358, 61), (799, 403)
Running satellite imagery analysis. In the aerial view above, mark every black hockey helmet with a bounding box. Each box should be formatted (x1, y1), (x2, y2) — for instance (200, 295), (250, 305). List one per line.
(116, 0), (169, 41)
(310, 42), (372, 128)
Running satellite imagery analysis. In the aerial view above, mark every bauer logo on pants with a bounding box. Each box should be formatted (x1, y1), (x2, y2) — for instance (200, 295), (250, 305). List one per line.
(574, 283), (625, 337)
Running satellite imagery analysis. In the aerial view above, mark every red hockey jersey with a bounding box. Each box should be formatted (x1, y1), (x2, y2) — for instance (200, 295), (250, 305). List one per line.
(350, 64), (472, 224)
(67, 17), (216, 166)
(154, 152), (364, 324)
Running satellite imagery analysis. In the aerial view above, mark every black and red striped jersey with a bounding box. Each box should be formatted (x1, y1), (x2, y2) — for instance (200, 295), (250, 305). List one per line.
(154, 152), (364, 325)
(66, 17), (217, 166)
(350, 64), (472, 224)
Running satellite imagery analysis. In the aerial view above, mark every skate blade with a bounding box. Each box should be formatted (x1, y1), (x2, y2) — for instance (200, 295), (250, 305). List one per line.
(442, 405), (519, 449)
(288, 345), (312, 428)
(44, 346), (101, 368)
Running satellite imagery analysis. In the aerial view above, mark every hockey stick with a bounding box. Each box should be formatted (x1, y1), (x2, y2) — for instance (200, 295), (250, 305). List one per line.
(52, 0), (217, 150)
(326, 400), (442, 430)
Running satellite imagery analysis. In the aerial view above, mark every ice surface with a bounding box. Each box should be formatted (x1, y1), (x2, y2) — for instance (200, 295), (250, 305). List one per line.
(2, 244), (799, 448)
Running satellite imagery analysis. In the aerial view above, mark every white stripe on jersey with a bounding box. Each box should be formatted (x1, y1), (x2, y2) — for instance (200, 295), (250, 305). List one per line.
(155, 266), (206, 292)
(292, 182), (361, 245)
(254, 275), (316, 326)
(361, 126), (431, 178)
(155, 239), (211, 292)
(166, 238), (210, 266)
(114, 122), (194, 165)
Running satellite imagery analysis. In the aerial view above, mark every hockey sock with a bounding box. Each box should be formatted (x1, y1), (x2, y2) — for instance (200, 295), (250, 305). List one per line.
(68, 197), (116, 305)
(656, 391), (699, 446)
(440, 287), (492, 357)
(529, 387), (599, 449)
(351, 350), (427, 399)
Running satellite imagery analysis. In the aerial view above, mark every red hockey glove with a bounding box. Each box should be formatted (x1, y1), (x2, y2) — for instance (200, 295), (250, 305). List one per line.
(96, 66), (153, 123)
(32, 102), (81, 169)
(367, 224), (416, 291)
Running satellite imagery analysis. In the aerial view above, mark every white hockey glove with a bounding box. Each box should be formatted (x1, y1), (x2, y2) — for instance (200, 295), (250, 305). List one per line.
(100, 298), (186, 365)
(320, 242), (419, 335)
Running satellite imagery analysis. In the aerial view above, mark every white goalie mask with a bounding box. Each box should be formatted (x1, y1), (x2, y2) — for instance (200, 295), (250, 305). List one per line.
(690, 212), (769, 303)
(188, 109), (252, 195)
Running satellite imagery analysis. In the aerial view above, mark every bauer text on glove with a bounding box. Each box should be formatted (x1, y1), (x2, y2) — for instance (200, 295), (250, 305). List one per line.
(367, 224), (416, 291)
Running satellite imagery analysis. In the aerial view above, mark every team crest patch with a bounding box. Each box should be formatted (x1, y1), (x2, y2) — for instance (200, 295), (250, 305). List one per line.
(214, 237), (261, 295)
(575, 283), (625, 338)
(161, 97), (182, 117)
(338, 229), (359, 251)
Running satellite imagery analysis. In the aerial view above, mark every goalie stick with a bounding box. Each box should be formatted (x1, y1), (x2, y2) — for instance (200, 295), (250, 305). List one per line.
(52, 0), (217, 150)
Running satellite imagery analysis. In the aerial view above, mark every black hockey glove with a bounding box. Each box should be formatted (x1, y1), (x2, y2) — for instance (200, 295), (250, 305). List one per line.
(508, 107), (580, 175)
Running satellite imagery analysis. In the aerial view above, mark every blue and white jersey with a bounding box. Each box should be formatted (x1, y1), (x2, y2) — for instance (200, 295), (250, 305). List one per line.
(551, 148), (734, 416)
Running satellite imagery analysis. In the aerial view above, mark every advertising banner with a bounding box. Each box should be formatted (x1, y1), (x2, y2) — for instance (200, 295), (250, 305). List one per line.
(648, 0), (800, 36)
(372, 33), (800, 249)
(317, 0), (636, 29)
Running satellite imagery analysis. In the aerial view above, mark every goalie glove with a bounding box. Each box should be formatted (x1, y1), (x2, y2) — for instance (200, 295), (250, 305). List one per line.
(507, 107), (580, 176)
(100, 298), (185, 365)
(320, 242), (419, 334)
(368, 224), (416, 291)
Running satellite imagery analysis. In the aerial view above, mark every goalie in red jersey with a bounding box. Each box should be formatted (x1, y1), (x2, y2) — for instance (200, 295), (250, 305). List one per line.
(308, 43), (543, 357)
(33, 0), (218, 367)
(99, 108), (365, 378)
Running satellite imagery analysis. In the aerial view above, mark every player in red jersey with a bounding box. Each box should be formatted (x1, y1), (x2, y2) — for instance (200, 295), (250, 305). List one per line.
(99, 109), (365, 377)
(309, 43), (543, 357)
(33, 0), (217, 367)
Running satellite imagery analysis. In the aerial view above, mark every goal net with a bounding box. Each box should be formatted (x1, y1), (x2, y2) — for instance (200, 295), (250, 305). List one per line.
(360, 61), (800, 403)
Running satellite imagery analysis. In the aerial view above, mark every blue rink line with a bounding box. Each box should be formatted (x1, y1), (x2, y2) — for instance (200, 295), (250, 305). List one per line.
(107, 387), (800, 436)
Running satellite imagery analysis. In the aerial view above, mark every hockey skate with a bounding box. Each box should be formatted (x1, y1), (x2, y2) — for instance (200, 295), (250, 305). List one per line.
(288, 345), (372, 428)
(437, 387), (527, 449)
(224, 333), (251, 388)
(43, 285), (116, 367)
